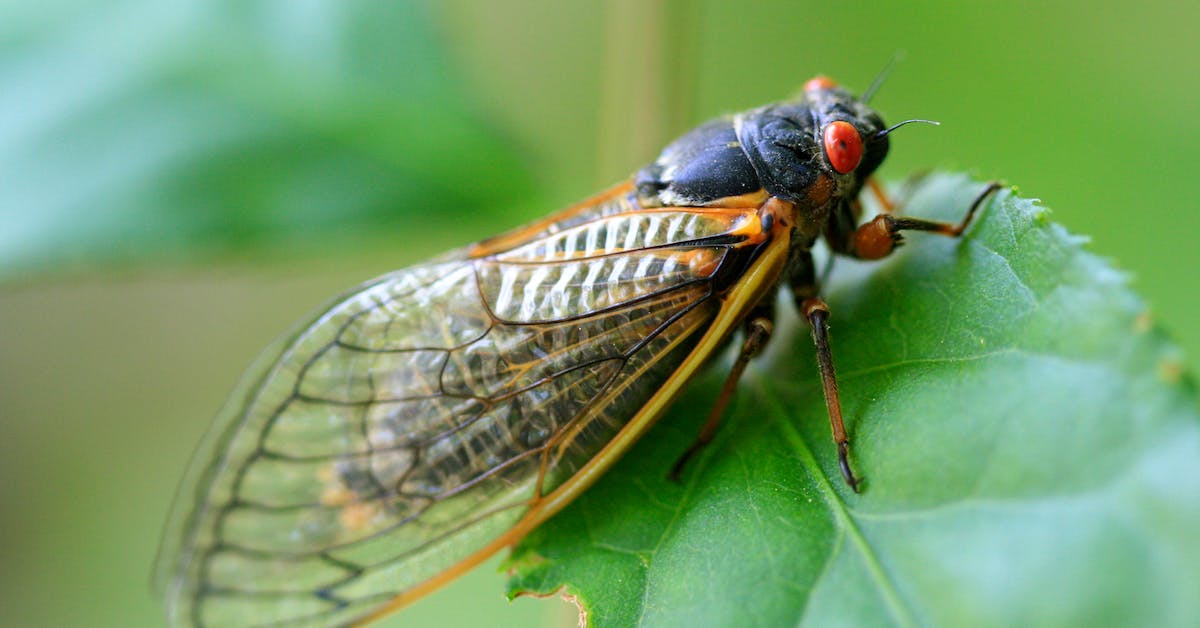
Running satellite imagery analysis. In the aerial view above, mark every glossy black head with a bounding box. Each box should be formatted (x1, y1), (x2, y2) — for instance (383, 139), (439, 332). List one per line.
(734, 79), (889, 204)
(635, 77), (891, 208)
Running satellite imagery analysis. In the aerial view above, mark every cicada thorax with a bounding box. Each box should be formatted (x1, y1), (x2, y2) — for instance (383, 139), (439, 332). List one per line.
(635, 82), (891, 258)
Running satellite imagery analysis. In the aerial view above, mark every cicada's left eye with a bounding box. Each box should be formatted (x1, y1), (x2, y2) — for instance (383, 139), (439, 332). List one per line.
(803, 75), (838, 93)
(823, 121), (863, 174)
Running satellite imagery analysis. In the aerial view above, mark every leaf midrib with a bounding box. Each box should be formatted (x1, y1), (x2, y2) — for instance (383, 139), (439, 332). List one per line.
(761, 378), (919, 628)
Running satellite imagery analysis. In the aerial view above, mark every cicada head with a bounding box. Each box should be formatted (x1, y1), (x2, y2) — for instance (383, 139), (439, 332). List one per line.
(732, 76), (892, 211)
(635, 76), (919, 216)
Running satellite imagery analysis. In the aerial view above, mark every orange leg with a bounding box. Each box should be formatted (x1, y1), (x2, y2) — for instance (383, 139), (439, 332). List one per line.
(669, 315), (773, 482)
(803, 181), (1002, 492)
(867, 178), (897, 213)
(852, 182), (1002, 260)
(866, 171), (935, 214)
(799, 297), (860, 492)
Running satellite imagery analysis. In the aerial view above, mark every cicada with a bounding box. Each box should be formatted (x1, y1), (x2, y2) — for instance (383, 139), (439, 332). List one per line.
(157, 76), (998, 626)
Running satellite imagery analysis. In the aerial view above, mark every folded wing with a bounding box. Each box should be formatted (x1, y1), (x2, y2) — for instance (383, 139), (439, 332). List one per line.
(160, 194), (764, 626)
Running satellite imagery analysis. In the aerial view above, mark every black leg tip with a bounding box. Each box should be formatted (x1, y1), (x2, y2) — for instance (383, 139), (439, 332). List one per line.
(838, 442), (862, 493)
(667, 449), (694, 484)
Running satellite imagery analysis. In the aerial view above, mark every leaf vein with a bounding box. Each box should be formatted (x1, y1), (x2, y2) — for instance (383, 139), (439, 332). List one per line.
(762, 378), (919, 628)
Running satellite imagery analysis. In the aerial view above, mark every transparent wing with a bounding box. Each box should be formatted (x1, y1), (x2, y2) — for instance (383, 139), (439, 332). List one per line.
(160, 194), (764, 626)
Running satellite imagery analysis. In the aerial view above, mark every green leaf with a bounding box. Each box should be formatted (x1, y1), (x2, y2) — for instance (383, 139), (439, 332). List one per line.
(0, 1), (532, 278)
(505, 173), (1200, 626)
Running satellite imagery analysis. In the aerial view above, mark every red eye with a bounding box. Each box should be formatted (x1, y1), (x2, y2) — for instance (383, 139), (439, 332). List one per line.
(804, 76), (837, 92)
(823, 121), (863, 174)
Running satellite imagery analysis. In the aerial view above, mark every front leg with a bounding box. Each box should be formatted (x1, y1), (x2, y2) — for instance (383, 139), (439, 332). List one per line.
(841, 181), (1002, 260)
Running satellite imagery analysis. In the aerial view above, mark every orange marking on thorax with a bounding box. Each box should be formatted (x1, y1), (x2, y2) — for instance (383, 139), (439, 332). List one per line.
(727, 207), (770, 245)
(761, 196), (796, 237)
(804, 173), (835, 208)
(702, 189), (770, 208)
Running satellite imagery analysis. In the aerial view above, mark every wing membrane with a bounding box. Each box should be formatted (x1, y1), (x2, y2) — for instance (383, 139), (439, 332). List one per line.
(160, 192), (764, 626)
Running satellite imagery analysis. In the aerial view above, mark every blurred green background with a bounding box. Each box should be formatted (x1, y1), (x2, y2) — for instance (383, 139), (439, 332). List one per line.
(1, 1), (1196, 626)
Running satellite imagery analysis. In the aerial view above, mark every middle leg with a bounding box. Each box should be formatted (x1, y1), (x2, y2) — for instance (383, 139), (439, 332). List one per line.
(790, 249), (861, 492)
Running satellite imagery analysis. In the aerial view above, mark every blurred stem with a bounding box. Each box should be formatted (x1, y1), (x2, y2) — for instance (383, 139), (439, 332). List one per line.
(596, 0), (697, 186)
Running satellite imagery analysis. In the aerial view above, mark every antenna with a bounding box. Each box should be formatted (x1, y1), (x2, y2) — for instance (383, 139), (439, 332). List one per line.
(873, 118), (940, 141)
(862, 51), (906, 104)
